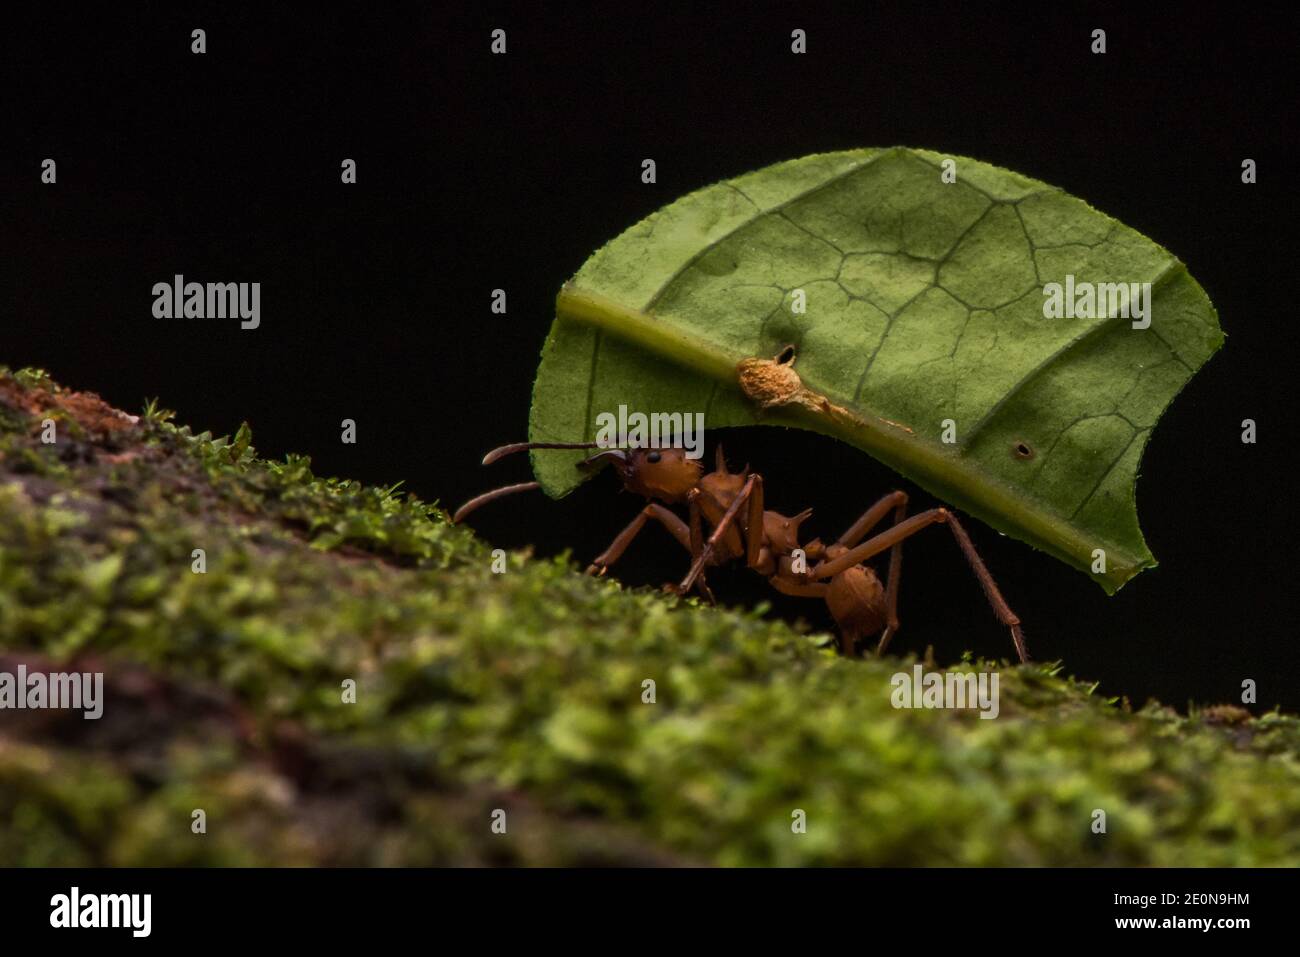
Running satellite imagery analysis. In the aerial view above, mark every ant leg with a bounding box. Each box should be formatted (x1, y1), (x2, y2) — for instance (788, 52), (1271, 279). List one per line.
(810, 508), (1028, 663)
(856, 494), (911, 654)
(675, 475), (758, 595)
(744, 475), (766, 570)
(845, 492), (908, 636)
(831, 492), (911, 653)
(688, 490), (705, 557)
(878, 497), (908, 653)
(587, 504), (691, 576)
(836, 491), (908, 548)
(683, 492), (717, 603)
(942, 512), (1028, 663)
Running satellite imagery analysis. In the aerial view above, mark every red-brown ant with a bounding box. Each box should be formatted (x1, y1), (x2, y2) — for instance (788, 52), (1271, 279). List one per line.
(453, 441), (1028, 662)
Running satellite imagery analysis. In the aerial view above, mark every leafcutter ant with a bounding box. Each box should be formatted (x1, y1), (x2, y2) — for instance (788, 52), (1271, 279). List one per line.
(453, 440), (1028, 662)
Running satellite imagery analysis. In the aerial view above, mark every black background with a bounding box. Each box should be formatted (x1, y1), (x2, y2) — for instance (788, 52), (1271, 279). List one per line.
(4, 4), (1296, 710)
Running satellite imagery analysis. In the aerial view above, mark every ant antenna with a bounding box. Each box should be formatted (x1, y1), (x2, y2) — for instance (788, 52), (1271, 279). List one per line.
(481, 432), (695, 467)
(452, 481), (541, 523)
(481, 442), (602, 466)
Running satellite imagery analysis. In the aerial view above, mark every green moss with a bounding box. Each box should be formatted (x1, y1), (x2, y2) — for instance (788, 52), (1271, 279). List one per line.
(1, 366), (1297, 865)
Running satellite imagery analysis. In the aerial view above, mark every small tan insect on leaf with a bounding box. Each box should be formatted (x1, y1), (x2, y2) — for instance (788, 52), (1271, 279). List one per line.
(736, 348), (806, 409)
(736, 347), (859, 424)
(736, 349), (918, 445)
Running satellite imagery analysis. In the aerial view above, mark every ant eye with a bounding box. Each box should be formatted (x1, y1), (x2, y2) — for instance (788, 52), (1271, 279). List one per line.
(646, 451), (662, 463)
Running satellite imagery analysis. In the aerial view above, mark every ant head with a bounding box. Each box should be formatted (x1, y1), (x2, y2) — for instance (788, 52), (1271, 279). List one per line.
(584, 446), (702, 504)
(473, 439), (703, 509)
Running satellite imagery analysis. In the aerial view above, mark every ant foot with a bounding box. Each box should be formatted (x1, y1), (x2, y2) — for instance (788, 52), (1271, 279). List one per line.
(1010, 623), (1030, 663)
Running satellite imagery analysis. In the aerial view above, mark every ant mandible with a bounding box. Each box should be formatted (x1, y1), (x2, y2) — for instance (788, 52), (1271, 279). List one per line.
(453, 440), (1028, 663)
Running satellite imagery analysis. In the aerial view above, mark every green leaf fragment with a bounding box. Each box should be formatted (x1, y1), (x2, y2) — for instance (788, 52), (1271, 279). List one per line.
(527, 147), (1223, 593)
